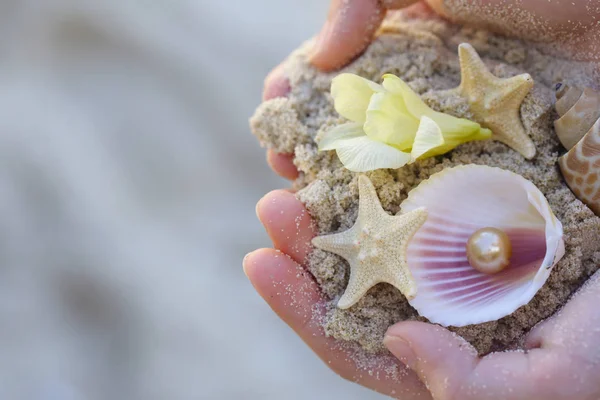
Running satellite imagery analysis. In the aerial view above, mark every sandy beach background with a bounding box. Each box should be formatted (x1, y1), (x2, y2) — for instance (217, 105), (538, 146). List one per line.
(0, 0), (387, 399)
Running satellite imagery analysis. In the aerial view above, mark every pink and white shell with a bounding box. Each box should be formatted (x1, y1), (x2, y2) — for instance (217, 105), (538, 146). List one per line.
(401, 165), (565, 327)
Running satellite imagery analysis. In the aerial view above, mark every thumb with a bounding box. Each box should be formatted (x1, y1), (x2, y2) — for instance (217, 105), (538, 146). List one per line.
(384, 321), (478, 400)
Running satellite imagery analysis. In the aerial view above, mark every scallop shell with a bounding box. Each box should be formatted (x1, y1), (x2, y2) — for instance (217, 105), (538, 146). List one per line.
(554, 84), (600, 150)
(401, 165), (564, 327)
(554, 84), (600, 216)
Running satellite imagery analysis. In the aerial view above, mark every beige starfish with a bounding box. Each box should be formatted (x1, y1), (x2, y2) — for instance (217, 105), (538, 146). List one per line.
(453, 43), (536, 159)
(312, 175), (427, 309)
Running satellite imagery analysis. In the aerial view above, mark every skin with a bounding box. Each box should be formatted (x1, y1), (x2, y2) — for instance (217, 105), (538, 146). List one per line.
(248, 1), (600, 399)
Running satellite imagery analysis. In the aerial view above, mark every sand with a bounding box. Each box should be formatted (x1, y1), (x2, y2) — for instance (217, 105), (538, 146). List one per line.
(250, 13), (600, 355)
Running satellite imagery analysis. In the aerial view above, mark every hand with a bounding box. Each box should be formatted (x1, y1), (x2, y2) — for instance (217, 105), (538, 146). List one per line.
(250, 2), (600, 398)
(261, 0), (600, 180)
(244, 190), (600, 399)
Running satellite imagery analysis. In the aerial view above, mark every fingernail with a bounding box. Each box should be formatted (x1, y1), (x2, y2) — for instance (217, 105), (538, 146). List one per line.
(255, 194), (267, 220)
(242, 250), (257, 278)
(310, 19), (333, 61)
(263, 64), (291, 101)
(384, 335), (417, 369)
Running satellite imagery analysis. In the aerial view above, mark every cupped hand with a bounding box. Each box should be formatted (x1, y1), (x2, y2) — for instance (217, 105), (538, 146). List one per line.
(244, 190), (600, 400)
(251, 2), (600, 398)
(261, 0), (600, 179)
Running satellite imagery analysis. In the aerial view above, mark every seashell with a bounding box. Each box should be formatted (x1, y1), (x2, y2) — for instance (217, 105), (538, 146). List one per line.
(400, 165), (564, 327)
(559, 119), (600, 216)
(554, 83), (600, 150)
(554, 84), (600, 216)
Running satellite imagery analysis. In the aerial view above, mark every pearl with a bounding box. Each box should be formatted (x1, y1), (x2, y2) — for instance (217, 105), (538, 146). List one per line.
(466, 227), (512, 274)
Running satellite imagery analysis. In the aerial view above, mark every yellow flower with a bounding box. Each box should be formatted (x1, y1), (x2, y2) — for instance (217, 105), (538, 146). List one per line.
(318, 73), (492, 172)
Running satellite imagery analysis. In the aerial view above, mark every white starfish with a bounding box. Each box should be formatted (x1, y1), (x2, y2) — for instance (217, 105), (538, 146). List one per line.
(312, 175), (427, 309)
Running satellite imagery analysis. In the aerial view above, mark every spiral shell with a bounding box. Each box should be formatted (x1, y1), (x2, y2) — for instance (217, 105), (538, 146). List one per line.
(555, 84), (600, 216)
(401, 165), (564, 327)
(554, 84), (600, 150)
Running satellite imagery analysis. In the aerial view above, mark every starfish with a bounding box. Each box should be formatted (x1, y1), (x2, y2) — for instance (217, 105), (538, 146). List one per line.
(453, 43), (536, 159)
(312, 175), (428, 309)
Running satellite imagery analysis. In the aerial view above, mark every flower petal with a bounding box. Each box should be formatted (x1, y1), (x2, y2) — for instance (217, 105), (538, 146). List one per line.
(411, 116), (445, 160)
(331, 73), (383, 123)
(429, 110), (489, 138)
(364, 92), (420, 149)
(318, 122), (364, 151)
(382, 74), (432, 118)
(381, 73), (492, 156)
(335, 136), (412, 172)
(426, 122), (492, 157)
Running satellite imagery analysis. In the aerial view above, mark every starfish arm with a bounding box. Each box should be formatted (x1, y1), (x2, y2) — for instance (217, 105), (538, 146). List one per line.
(386, 271), (417, 300)
(487, 113), (537, 159)
(337, 260), (380, 309)
(457, 43), (498, 92)
(357, 175), (387, 221)
(388, 207), (428, 298)
(311, 228), (358, 259)
(389, 207), (428, 236)
(493, 74), (534, 109)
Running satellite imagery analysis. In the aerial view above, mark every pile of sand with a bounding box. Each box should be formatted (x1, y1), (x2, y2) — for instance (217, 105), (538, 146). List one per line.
(251, 15), (600, 355)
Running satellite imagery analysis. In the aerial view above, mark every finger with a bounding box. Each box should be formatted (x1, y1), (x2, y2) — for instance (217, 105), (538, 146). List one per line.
(523, 271), (600, 399)
(262, 65), (297, 179)
(526, 270), (600, 368)
(426, 0), (600, 48)
(310, 0), (421, 71)
(266, 150), (299, 180)
(256, 190), (315, 265)
(243, 248), (431, 400)
(385, 322), (547, 399)
(385, 271), (600, 400)
(385, 322), (554, 399)
(385, 322), (480, 399)
(263, 62), (291, 101)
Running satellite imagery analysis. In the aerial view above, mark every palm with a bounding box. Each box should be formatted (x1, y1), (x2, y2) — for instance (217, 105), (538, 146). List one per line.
(245, 190), (600, 399)
(244, 190), (430, 399)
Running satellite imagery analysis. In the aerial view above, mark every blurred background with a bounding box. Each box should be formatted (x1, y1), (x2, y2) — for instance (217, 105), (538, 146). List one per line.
(0, 0), (386, 399)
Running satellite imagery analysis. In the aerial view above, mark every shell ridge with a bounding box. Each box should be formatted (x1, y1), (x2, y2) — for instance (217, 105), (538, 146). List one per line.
(428, 278), (496, 298)
(555, 87), (583, 116)
(414, 283), (519, 326)
(418, 274), (489, 288)
(414, 266), (474, 275)
(412, 231), (468, 244)
(525, 187), (564, 279)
